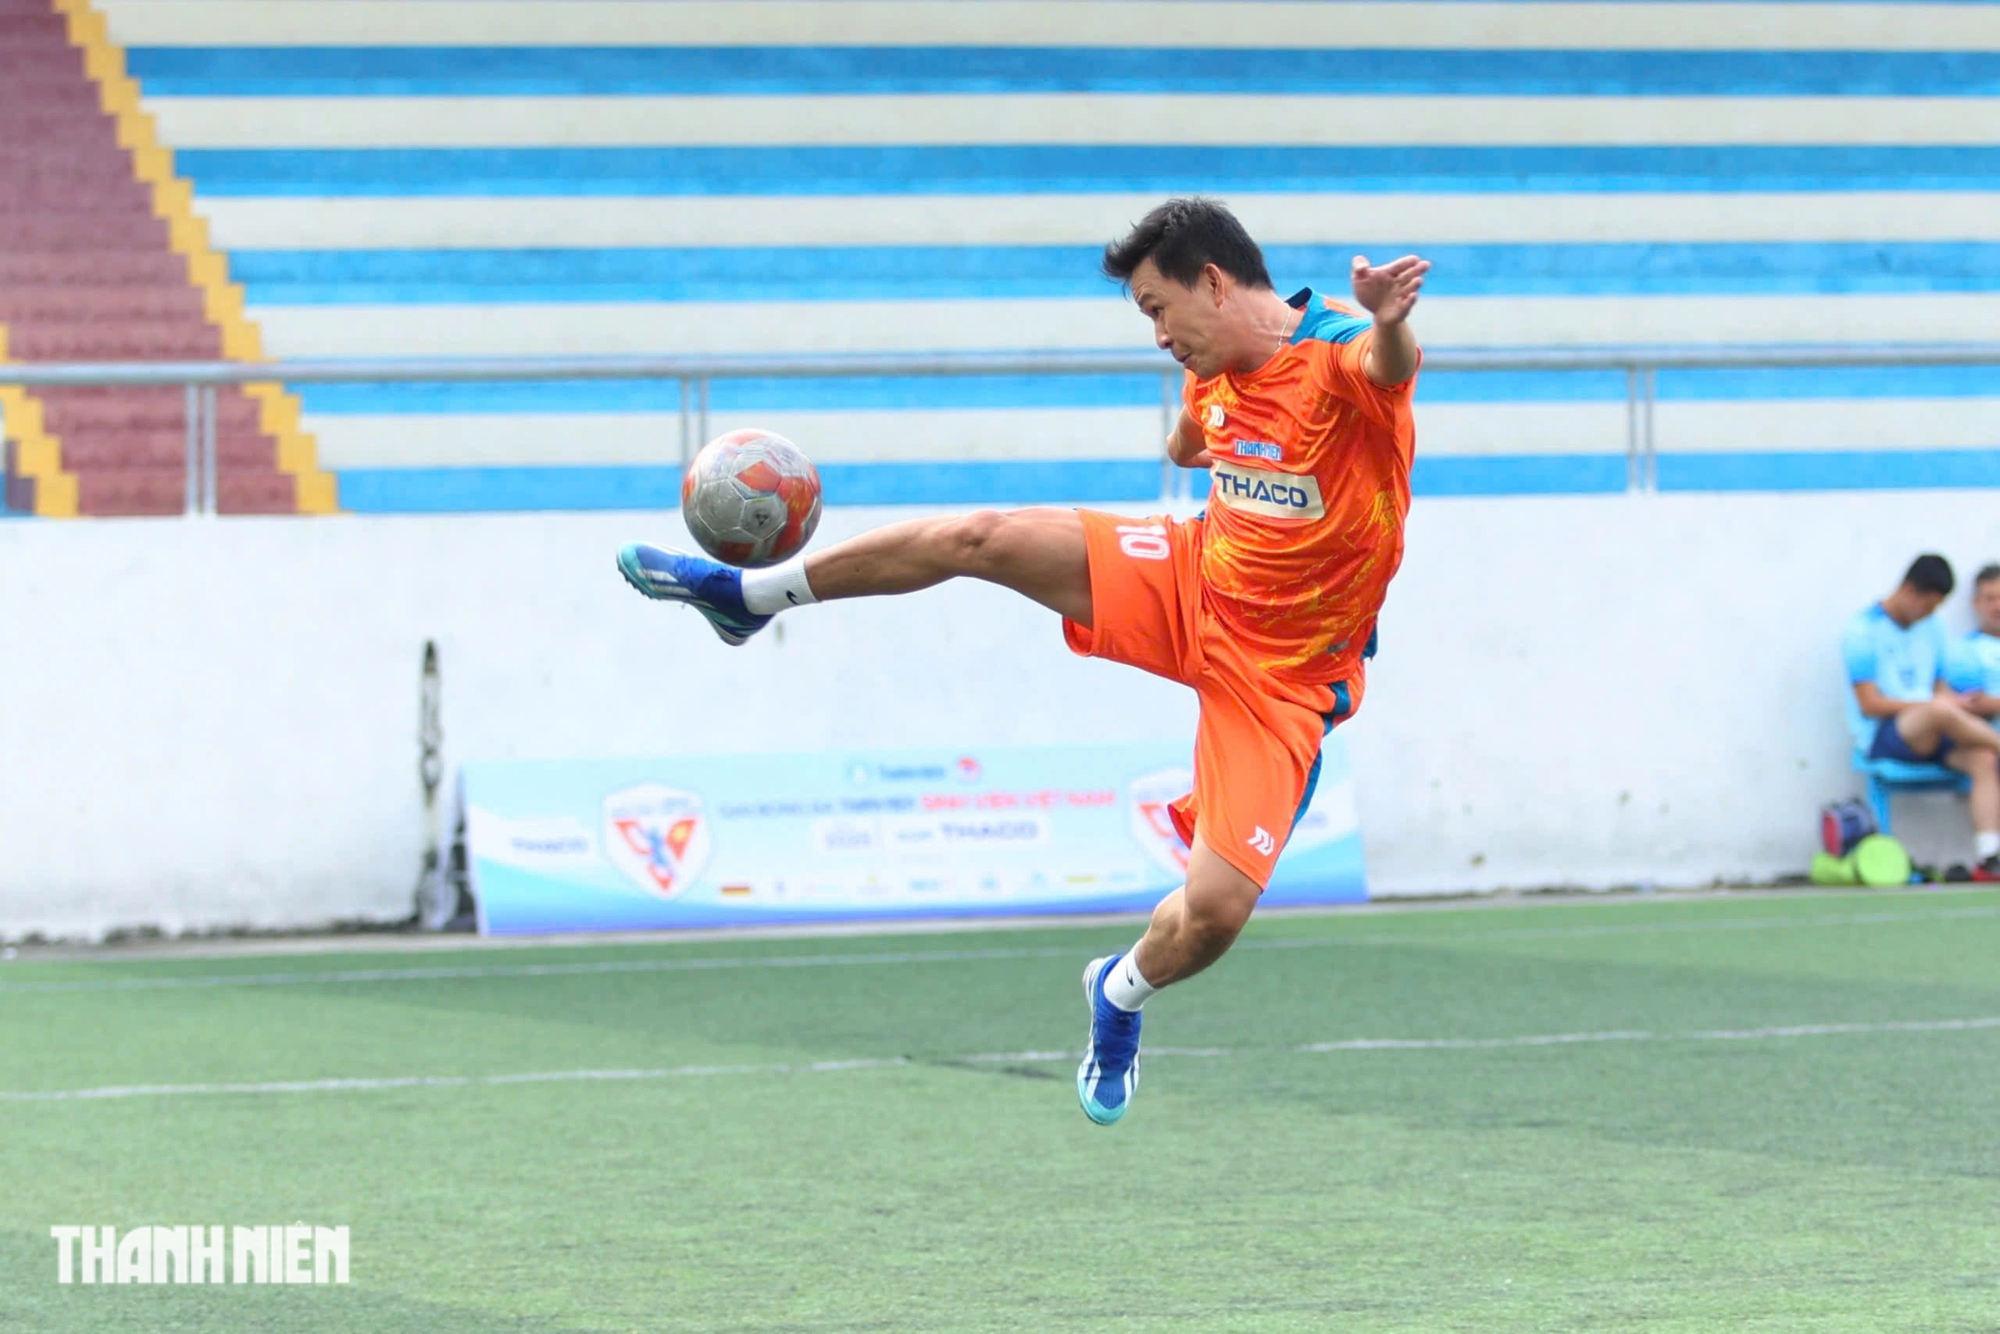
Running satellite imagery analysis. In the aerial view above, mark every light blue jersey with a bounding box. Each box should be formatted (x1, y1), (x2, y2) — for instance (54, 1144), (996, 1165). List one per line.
(1841, 604), (1948, 752)
(1948, 630), (2000, 695)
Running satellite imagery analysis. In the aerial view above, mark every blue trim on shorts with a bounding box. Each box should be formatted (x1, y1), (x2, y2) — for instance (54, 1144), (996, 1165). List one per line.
(1289, 682), (1355, 833)
(1292, 750), (1326, 836)
(1868, 715), (1953, 764)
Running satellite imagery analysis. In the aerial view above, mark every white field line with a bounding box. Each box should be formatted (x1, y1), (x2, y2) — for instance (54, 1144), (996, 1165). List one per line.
(0, 1058), (914, 1103)
(2, 905), (1996, 997)
(6, 1016), (1997, 1104)
(0, 945), (1082, 994)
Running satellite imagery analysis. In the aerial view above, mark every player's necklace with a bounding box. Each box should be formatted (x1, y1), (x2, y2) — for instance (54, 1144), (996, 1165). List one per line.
(1241, 303), (1303, 375)
(1275, 305), (1303, 357)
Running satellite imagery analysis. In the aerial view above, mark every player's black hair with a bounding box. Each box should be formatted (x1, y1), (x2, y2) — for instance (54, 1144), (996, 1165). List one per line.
(1102, 197), (1273, 292)
(1904, 553), (1956, 597)
(1976, 563), (2000, 589)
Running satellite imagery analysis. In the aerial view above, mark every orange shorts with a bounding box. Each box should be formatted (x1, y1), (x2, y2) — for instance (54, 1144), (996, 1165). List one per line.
(1061, 510), (1358, 888)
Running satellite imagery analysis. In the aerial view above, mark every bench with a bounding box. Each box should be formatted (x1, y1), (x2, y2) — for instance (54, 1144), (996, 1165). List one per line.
(1853, 752), (1971, 835)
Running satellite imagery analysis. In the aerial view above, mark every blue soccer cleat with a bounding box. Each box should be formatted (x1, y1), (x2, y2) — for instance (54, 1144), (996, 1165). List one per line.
(1077, 954), (1142, 1126)
(616, 542), (772, 646)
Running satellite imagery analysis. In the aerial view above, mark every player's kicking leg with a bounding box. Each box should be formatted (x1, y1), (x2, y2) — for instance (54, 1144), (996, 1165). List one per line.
(1078, 835), (1261, 1125)
(623, 505), (1273, 1129)
(618, 507), (1092, 642)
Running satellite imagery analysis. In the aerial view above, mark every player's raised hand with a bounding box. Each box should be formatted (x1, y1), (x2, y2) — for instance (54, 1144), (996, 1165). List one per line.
(1351, 254), (1429, 325)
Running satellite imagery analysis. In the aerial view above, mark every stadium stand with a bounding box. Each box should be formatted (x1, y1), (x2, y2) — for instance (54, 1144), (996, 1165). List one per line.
(0, 0), (333, 515)
(3, 0), (1997, 515)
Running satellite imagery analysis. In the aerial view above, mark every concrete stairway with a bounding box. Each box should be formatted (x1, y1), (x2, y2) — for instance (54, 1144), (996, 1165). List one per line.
(0, 0), (296, 515)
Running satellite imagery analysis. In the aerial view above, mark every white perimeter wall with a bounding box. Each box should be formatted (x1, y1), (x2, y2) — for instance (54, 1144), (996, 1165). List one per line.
(2, 492), (1997, 939)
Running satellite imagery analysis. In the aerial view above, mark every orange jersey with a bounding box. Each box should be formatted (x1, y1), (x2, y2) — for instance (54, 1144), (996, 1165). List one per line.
(1183, 287), (1417, 686)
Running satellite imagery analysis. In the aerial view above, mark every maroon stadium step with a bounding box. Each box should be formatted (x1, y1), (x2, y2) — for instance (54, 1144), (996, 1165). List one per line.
(0, 285), (209, 323)
(70, 468), (300, 518)
(0, 215), (172, 250)
(0, 252), (192, 286)
(56, 423), (288, 472)
(39, 385), (264, 433)
(216, 470), (302, 515)
(71, 468), (184, 517)
(6, 320), (226, 360)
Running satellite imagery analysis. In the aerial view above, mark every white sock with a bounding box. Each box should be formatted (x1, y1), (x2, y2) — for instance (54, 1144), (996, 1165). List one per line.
(739, 557), (818, 615)
(1977, 831), (2000, 862)
(1102, 944), (1157, 1012)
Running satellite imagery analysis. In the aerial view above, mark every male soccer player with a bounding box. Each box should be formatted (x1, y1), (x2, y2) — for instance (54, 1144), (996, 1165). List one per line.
(618, 198), (1428, 1125)
(1947, 564), (2000, 723)
(1843, 554), (2000, 876)
(1943, 564), (2000, 878)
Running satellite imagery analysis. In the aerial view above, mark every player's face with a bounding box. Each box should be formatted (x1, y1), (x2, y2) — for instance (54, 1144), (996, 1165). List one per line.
(1128, 258), (1227, 378)
(1976, 579), (2000, 635)
(1905, 587), (1947, 622)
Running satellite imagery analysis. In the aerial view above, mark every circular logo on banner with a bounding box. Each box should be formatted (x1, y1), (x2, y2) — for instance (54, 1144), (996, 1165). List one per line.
(601, 784), (712, 898)
(1127, 768), (1194, 876)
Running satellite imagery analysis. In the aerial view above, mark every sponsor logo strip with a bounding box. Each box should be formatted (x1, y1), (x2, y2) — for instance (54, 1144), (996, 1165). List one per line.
(1210, 459), (1325, 519)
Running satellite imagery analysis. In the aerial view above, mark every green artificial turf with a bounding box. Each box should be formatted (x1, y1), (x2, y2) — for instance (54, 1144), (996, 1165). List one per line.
(1, 889), (1996, 1332)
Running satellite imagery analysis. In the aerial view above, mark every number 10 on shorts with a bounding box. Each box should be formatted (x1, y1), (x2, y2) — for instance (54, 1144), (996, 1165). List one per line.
(1117, 524), (1170, 561)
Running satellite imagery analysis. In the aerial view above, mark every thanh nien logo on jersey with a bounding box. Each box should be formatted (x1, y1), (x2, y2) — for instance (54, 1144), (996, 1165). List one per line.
(601, 783), (712, 897)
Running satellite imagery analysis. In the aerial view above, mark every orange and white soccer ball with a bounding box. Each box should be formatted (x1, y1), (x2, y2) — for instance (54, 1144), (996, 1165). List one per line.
(680, 428), (823, 567)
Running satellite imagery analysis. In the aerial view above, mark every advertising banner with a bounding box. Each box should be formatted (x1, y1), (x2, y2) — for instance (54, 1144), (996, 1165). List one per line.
(463, 740), (1365, 934)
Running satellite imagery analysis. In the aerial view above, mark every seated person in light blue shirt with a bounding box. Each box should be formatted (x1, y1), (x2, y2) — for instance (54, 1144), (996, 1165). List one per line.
(1947, 563), (2000, 723)
(1844, 553), (2000, 874)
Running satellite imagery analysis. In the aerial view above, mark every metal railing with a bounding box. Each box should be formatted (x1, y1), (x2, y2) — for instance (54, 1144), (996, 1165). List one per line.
(4, 344), (1998, 513)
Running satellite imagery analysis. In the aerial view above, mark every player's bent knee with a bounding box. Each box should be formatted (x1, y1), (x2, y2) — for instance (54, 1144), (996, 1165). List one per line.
(1898, 704), (1946, 741)
(1182, 875), (1260, 946)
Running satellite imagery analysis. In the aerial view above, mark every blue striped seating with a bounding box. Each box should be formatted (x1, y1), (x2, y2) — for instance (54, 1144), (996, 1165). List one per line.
(77, 0), (2000, 513)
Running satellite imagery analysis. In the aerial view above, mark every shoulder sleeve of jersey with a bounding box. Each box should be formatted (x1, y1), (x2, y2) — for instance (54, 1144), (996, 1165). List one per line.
(1296, 297), (1372, 346)
(1305, 328), (1418, 432)
(1945, 633), (1984, 692)
(1975, 635), (2000, 690)
(1840, 614), (1878, 684)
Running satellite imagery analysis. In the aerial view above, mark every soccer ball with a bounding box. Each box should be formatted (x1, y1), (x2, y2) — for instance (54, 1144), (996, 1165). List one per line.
(681, 428), (823, 567)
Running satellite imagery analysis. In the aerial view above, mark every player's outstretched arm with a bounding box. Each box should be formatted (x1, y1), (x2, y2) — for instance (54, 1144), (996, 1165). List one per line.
(1167, 408), (1212, 469)
(1351, 254), (1429, 387)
